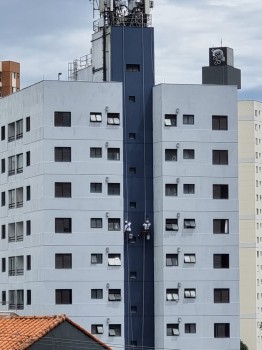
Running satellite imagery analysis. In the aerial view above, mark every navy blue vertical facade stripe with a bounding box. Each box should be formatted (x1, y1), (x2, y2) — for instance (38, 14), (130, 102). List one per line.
(110, 26), (155, 348)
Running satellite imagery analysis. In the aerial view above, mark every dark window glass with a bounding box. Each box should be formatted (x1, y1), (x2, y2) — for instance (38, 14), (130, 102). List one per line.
(183, 184), (195, 194)
(1, 225), (6, 239)
(183, 149), (195, 159)
(214, 288), (230, 303)
(1, 192), (5, 206)
(214, 323), (230, 338)
(2, 291), (6, 305)
(107, 113), (120, 125)
(55, 289), (72, 304)
(164, 114), (177, 126)
(54, 112), (71, 127)
(2, 258), (6, 272)
(165, 184), (177, 196)
(166, 324), (179, 336)
(108, 218), (121, 231)
(91, 254), (103, 264)
(165, 149), (177, 161)
(26, 151), (30, 166)
(185, 323), (196, 333)
(165, 219), (178, 231)
(212, 150), (228, 165)
(1, 126), (5, 141)
(1, 159), (5, 173)
(91, 218), (103, 228)
(107, 148), (120, 160)
(90, 147), (102, 158)
(55, 254), (72, 269)
(108, 183), (120, 195)
(183, 114), (194, 125)
(26, 255), (31, 270)
(212, 116), (228, 130)
(166, 254), (178, 266)
(26, 290), (31, 305)
(26, 186), (31, 201)
(108, 289), (121, 301)
(91, 289), (103, 299)
(90, 183), (102, 193)
(26, 117), (30, 132)
(213, 219), (229, 234)
(213, 254), (229, 268)
(55, 182), (71, 198)
(213, 184), (229, 199)
(55, 218), (72, 233)
(126, 64), (140, 72)
(26, 220), (31, 236)
(54, 147), (71, 162)
(129, 96), (136, 102)
(109, 324), (121, 336)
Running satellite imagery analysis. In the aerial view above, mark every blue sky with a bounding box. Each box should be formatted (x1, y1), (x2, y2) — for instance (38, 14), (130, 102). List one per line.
(1, 0), (261, 100)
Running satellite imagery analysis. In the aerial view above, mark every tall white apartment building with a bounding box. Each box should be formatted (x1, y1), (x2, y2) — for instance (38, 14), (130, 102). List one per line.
(153, 84), (239, 350)
(0, 1), (240, 349)
(239, 100), (262, 350)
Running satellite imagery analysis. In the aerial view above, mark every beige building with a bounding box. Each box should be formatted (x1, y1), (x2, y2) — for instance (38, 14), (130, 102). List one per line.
(0, 61), (20, 97)
(239, 100), (262, 350)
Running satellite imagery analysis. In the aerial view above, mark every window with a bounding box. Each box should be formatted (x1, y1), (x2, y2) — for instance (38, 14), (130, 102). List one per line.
(16, 154), (23, 173)
(54, 147), (71, 162)
(107, 148), (120, 160)
(26, 255), (31, 270)
(183, 149), (195, 159)
(212, 115), (228, 130)
(214, 289), (230, 303)
(2, 258), (6, 272)
(164, 114), (177, 126)
(16, 119), (23, 139)
(91, 218), (102, 229)
(54, 111), (71, 127)
(129, 167), (136, 174)
(108, 218), (121, 231)
(108, 289), (121, 301)
(213, 185), (228, 199)
(90, 147), (102, 158)
(1, 225), (6, 239)
(183, 114), (194, 125)
(55, 254), (72, 269)
(108, 183), (120, 195)
(1, 126), (5, 141)
(107, 113), (120, 125)
(129, 133), (136, 139)
(8, 189), (15, 209)
(184, 219), (196, 229)
(26, 220), (31, 236)
(165, 219), (178, 231)
(213, 219), (229, 234)
(165, 149), (177, 161)
(55, 182), (71, 198)
(26, 117), (30, 132)
(213, 254), (229, 268)
(91, 289), (103, 299)
(90, 113), (102, 122)
(90, 183), (102, 193)
(166, 289), (179, 301)
(185, 323), (196, 334)
(91, 254), (103, 264)
(212, 150), (228, 165)
(55, 218), (71, 233)
(26, 290), (31, 305)
(55, 289), (72, 304)
(109, 324), (121, 337)
(1, 192), (5, 207)
(130, 201), (136, 208)
(26, 186), (31, 201)
(167, 324), (179, 336)
(184, 254), (196, 263)
(91, 325), (104, 334)
(8, 156), (15, 176)
(8, 122), (15, 142)
(183, 184), (195, 194)
(184, 289), (196, 298)
(26, 151), (30, 166)
(126, 64), (140, 72)
(2, 291), (6, 306)
(1, 159), (5, 173)
(130, 271), (137, 278)
(129, 96), (136, 102)
(108, 254), (121, 266)
(214, 323), (230, 338)
(165, 184), (177, 196)
(9, 290), (24, 310)
(166, 254), (178, 266)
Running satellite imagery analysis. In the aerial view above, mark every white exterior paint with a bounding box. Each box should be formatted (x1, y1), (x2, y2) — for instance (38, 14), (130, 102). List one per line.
(0, 80), (125, 349)
(239, 100), (262, 350)
(153, 84), (240, 350)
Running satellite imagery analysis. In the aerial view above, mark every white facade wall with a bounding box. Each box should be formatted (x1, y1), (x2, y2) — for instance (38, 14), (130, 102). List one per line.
(239, 100), (262, 350)
(0, 80), (125, 349)
(153, 84), (239, 350)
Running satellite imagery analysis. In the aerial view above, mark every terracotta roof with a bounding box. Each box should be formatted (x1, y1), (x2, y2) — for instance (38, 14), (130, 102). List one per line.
(0, 314), (112, 350)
